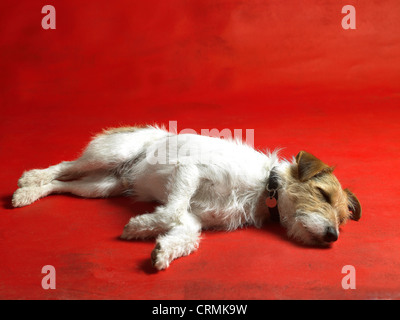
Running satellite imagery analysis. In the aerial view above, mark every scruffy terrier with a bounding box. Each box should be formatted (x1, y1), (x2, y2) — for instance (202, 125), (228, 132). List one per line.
(12, 126), (361, 270)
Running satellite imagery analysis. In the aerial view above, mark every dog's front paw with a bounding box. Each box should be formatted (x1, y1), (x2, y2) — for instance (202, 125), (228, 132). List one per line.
(120, 217), (160, 240)
(120, 221), (137, 240)
(12, 187), (44, 207)
(151, 243), (170, 270)
(18, 169), (53, 188)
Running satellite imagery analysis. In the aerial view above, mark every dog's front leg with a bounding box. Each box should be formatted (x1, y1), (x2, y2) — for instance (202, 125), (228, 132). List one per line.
(129, 164), (202, 270)
(151, 213), (202, 270)
(149, 165), (202, 270)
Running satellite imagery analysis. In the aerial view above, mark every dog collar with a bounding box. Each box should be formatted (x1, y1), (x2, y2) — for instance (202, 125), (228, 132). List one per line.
(266, 167), (280, 223)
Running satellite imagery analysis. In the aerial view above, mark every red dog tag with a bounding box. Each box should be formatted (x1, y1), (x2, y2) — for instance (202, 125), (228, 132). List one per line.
(266, 197), (277, 208)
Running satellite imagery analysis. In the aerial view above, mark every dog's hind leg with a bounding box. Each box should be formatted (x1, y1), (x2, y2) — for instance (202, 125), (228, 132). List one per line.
(18, 144), (124, 189)
(13, 126), (169, 207)
(12, 170), (126, 208)
(17, 126), (163, 188)
(17, 160), (93, 188)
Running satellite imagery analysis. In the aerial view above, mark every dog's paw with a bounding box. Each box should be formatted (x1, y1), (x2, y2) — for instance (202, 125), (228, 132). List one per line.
(12, 187), (44, 207)
(120, 217), (158, 240)
(18, 169), (53, 188)
(120, 220), (137, 240)
(151, 243), (170, 270)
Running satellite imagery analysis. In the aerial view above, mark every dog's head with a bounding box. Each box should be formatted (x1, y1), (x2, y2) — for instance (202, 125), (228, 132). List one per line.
(278, 151), (361, 246)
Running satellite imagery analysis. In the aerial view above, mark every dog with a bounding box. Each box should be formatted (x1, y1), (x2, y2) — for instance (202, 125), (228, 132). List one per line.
(12, 125), (361, 270)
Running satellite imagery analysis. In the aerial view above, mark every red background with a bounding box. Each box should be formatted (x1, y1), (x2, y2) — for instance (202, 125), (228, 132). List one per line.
(1, 0), (400, 299)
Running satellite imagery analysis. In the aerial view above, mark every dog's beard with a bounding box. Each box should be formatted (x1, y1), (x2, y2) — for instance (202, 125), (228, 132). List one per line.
(286, 214), (336, 246)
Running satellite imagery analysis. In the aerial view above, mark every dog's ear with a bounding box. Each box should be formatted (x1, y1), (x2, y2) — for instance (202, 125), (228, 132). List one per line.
(295, 151), (332, 182)
(344, 188), (362, 221)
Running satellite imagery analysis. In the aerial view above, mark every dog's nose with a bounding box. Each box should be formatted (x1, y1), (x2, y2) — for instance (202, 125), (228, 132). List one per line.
(323, 226), (338, 242)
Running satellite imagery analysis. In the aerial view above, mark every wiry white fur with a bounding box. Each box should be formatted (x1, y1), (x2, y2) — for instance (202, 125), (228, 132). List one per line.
(12, 125), (354, 270)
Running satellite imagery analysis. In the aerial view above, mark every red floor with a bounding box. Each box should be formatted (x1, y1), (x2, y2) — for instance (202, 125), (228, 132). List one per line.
(1, 1), (400, 300)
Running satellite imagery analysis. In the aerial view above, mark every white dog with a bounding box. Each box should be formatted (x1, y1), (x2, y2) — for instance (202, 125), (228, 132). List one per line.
(12, 125), (361, 270)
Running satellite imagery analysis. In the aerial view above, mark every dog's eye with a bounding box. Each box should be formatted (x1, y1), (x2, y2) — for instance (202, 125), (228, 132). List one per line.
(317, 187), (331, 204)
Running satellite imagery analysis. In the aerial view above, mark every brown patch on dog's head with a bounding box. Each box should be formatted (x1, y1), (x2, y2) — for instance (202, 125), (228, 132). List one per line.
(295, 150), (333, 182)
